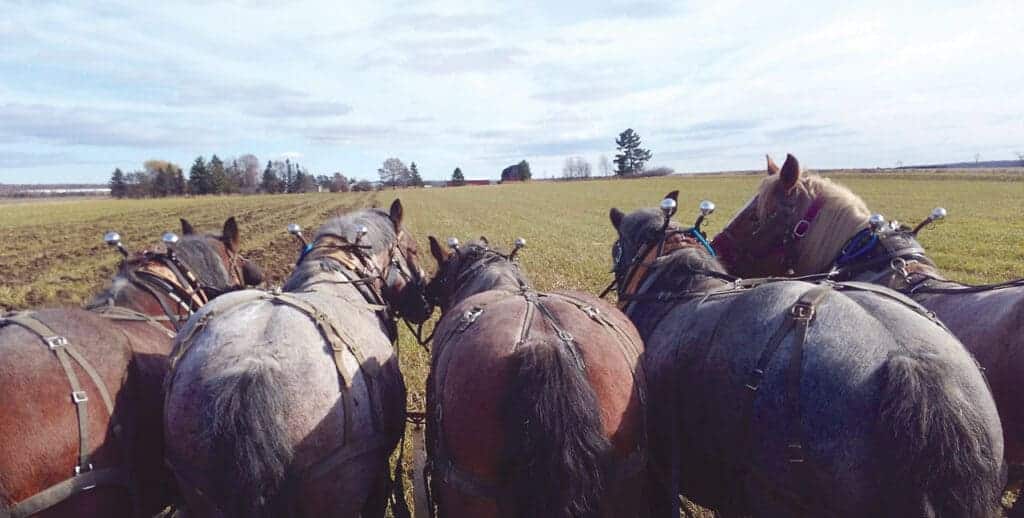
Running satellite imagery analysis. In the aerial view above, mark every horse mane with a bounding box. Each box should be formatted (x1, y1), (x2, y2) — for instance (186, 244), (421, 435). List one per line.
(314, 208), (396, 256)
(757, 172), (872, 273)
(284, 208), (396, 290)
(619, 208), (728, 290)
(92, 233), (233, 305)
(447, 240), (530, 299)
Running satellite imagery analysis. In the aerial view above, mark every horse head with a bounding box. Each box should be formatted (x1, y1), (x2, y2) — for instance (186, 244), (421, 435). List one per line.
(712, 153), (871, 277)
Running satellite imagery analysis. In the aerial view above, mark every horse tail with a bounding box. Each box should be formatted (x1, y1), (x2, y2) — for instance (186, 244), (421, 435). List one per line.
(503, 338), (611, 518)
(206, 355), (294, 518)
(878, 351), (1004, 517)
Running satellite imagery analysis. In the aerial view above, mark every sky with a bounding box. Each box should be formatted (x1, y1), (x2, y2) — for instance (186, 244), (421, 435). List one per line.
(1, 0), (1022, 183)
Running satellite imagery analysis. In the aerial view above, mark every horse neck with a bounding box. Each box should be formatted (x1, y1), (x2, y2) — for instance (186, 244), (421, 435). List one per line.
(90, 265), (183, 329)
(449, 261), (525, 308)
(795, 192), (871, 275)
(288, 252), (383, 304)
(624, 254), (729, 325)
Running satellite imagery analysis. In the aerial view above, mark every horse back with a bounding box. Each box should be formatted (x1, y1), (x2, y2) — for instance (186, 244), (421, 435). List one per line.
(0, 308), (139, 513)
(642, 280), (998, 514)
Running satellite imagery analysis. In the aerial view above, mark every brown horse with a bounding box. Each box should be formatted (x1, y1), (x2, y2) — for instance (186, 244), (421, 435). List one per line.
(0, 218), (263, 518)
(423, 237), (650, 518)
(712, 154), (1024, 511)
(163, 201), (433, 518)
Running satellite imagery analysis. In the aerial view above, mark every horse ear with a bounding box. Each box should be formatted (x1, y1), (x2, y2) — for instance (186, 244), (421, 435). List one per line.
(428, 236), (448, 264)
(389, 199), (404, 228)
(222, 217), (240, 252)
(664, 190), (679, 202)
(766, 154), (780, 175)
(478, 236), (489, 245)
(180, 218), (196, 235)
(609, 208), (624, 230)
(780, 154), (801, 191)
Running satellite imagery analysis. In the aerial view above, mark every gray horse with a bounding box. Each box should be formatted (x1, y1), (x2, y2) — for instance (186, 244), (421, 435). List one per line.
(610, 192), (1005, 517)
(163, 200), (433, 518)
(713, 153), (1024, 514)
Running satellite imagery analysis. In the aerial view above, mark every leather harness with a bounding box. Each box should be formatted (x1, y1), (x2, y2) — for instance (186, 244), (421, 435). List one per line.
(0, 313), (136, 518)
(0, 246), (236, 518)
(613, 225), (950, 515)
(163, 229), (422, 514)
(426, 286), (648, 514)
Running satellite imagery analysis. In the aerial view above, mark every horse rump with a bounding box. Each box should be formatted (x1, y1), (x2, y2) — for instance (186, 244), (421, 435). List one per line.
(502, 337), (612, 518)
(878, 351), (1004, 517)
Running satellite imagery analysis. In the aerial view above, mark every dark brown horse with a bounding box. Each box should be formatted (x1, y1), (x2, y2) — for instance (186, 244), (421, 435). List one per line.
(0, 218), (262, 518)
(423, 237), (650, 518)
(713, 153), (1024, 513)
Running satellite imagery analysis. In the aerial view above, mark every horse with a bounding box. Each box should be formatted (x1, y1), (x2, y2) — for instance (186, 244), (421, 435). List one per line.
(712, 153), (1024, 512)
(0, 217), (263, 518)
(608, 191), (1005, 517)
(163, 200), (433, 518)
(422, 237), (650, 518)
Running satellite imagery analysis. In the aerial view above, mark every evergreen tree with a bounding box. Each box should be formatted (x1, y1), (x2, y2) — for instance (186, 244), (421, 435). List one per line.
(153, 167), (172, 197)
(451, 167), (466, 186)
(409, 162), (424, 187)
(261, 160), (281, 193)
(188, 156), (209, 194)
(209, 155), (228, 194)
(614, 128), (652, 176)
(172, 166), (187, 195)
(517, 159), (532, 180)
(109, 168), (127, 198)
(291, 170), (307, 193)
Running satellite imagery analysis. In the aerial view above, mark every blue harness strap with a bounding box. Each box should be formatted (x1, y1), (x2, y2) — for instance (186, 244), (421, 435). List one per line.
(686, 228), (716, 257)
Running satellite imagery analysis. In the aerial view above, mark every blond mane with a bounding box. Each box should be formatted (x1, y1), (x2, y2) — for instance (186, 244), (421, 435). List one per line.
(757, 172), (871, 274)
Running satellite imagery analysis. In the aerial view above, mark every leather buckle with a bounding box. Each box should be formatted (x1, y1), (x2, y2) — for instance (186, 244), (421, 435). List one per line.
(46, 335), (69, 350)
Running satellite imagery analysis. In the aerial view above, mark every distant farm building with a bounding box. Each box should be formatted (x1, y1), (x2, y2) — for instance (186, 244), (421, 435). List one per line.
(446, 179), (493, 187)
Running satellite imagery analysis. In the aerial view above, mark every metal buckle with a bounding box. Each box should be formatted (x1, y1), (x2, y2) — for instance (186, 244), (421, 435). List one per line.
(72, 390), (88, 404)
(745, 368), (765, 391)
(786, 443), (805, 463)
(792, 220), (811, 238)
(46, 335), (69, 350)
(790, 303), (814, 320)
(581, 305), (600, 320)
(74, 463), (94, 475)
(557, 329), (574, 344)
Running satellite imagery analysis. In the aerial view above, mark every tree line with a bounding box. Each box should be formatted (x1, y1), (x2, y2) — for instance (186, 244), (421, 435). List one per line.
(109, 155), (351, 198)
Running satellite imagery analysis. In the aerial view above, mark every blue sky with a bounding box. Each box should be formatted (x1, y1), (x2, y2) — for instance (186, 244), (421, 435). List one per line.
(1, 0), (1022, 183)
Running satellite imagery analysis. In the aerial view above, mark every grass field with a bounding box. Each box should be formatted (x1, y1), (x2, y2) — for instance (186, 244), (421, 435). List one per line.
(2, 171), (1023, 514)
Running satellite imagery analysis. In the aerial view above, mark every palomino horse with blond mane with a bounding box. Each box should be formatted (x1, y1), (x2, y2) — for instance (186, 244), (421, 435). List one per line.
(610, 191), (1004, 517)
(713, 153), (1024, 514)
(163, 200), (433, 518)
(0, 218), (263, 518)
(422, 237), (650, 518)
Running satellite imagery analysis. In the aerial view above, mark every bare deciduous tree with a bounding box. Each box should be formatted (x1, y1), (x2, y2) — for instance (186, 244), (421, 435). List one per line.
(562, 156), (592, 179)
(598, 155), (611, 176)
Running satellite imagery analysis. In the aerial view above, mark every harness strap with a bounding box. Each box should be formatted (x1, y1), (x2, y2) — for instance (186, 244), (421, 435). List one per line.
(303, 435), (395, 481)
(1, 313), (115, 471)
(88, 303), (176, 338)
(0, 466), (132, 518)
(741, 285), (831, 510)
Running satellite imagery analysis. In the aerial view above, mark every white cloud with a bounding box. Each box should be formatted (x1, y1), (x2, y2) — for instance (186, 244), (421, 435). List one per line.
(1, 0), (1022, 183)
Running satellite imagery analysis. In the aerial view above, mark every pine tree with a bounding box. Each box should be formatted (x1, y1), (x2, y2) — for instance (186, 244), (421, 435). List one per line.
(172, 166), (187, 195)
(517, 160), (531, 180)
(209, 155), (228, 194)
(451, 167), (465, 186)
(291, 170), (307, 193)
(188, 156), (209, 195)
(409, 162), (424, 187)
(614, 128), (652, 176)
(109, 168), (127, 198)
(261, 161), (281, 193)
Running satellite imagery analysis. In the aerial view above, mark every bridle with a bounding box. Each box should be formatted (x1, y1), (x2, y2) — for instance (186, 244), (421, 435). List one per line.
(298, 227), (429, 338)
(603, 225), (729, 308)
(716, 192), (825, 276)
(113, 245), (250, 329)
(428, 245), (525, 307)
